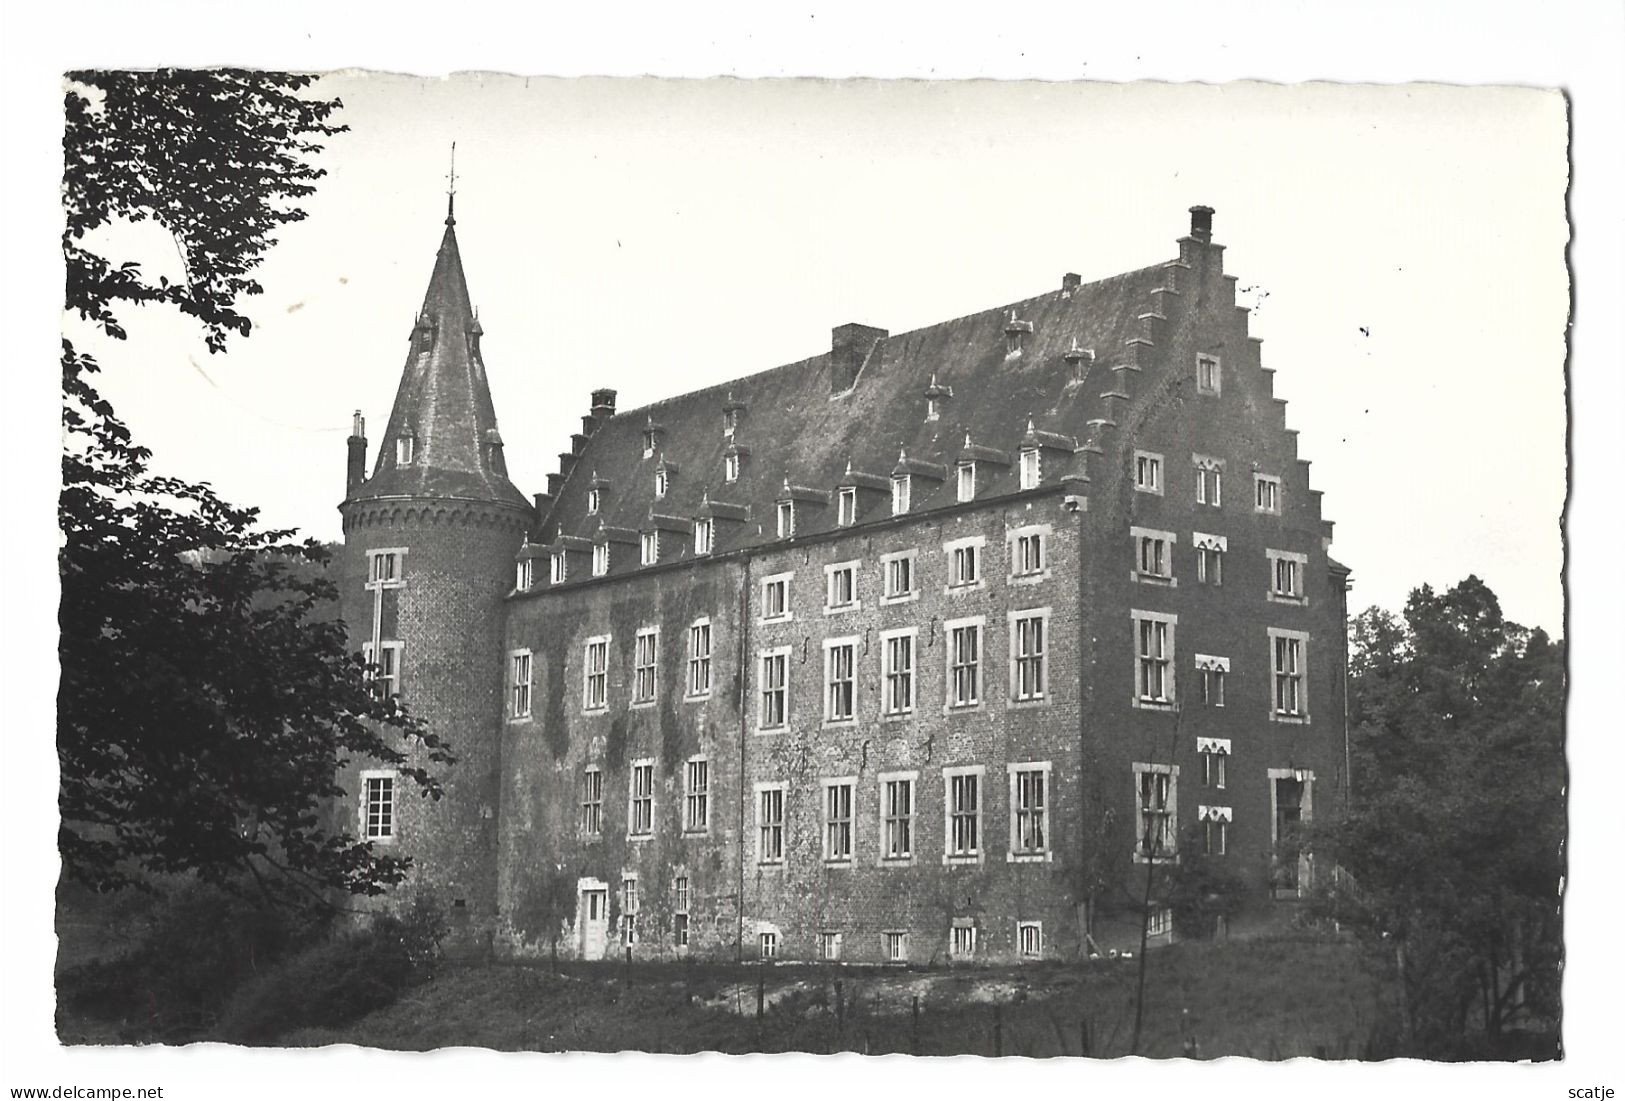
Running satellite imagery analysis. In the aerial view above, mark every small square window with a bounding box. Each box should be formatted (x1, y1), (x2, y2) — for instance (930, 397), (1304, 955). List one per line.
(883, 931), (909, 962)
(818, 931), (843, 961)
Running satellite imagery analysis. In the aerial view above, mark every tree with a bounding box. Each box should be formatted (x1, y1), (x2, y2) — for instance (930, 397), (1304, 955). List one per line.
(59, 70), (451, 909)
(1318, 577), (1564, 1058)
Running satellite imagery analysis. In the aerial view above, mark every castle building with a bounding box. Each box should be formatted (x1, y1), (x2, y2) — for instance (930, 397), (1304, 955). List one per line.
(338, 200), (1351, 963)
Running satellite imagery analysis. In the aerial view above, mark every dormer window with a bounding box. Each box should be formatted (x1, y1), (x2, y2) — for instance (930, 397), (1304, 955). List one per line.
(642, 424), (664, 457)
(593, 543), (610, 576)
(550, 552), (567, 584)
(694, 518), (713, 555)
(1004, 313), (1033, 358)
(641, 531), (659, 566)
(516, 558), (534, 591)
(1019, 448), (1040, 490)
(837, 486), (857, 527)
(587, 487), (601, 515)
(927, 396), (941, 420)
(776, 501), (795, 539)
(723, 408), (739, 435)
(654, 469), (669, 499)
(924, 376), (952, 422)
(724, 453), (741, 483)
(957, 462), (976, 503)
(891, 475), (911, 516)
(396, 435), (415, 466)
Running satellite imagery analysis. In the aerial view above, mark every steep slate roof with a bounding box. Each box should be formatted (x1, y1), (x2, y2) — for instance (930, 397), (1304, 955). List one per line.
(353, 210), (530, 510)
(539, 260), (1173, 548)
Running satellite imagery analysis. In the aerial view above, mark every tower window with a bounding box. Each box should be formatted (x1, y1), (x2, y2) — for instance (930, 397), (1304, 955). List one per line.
(587, 487), (601, 514)
(396, 436), (415, 465)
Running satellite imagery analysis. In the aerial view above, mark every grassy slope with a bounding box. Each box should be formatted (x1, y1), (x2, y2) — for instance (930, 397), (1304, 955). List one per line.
(285, 934), (1389, 1058)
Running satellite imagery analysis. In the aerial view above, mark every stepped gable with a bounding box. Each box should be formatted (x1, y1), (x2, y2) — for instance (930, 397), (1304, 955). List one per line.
(353, 211), (530, 510)
(540, 261), (1170, 544)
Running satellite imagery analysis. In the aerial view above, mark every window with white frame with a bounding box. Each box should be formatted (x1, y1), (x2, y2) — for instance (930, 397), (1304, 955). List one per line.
(395, 435), (415, 465)
(1200, 805), (1231, 855)
(1133, 611), (1176, 705)
(366, 548), (405, 588)
(587, 487), (601, 515)
(1145, 908), (1173, 937)
(1011, 528), (1046, 577)
(947, 537), (983, 588)
(361, 771), (396, 840)
(881, 550), (916, 602)
(1270, 629), (1309, 719)
(1198, 738), (1230, 790)
(944, 766), (982, 860)
(724, 452), (740, 483)
(1268, 549), (1308, 602)
(759, 649), (789, 730)
(362, 640), (404, 699)
(947, 618), (983, 707)
(957, 461), (976, 502)
(655, 468), (669, 499)
(1019, 448), (1040, 489)
(1194, 456), (1223, 507)
(883, 931), (909, 962)
(592, 542), (609, 576)
(757, 785), (785, 863)
(516, 558), (534, 591)
(693, 518), (713, 556)
(628, 762), (654, 837)
(1254, 473), (1282, 514)
(633, 629), (658, 704)
(580, 767), (603, 834)
(761, 573), (792, 622)
(584, 637), (609, 711)
(1133, 526), (1176, 583)
(950, 922), (977, 959)
(776, 500), (795, 538)
(684, 757), (709, 833)
(824, 779), (854, 862)
(1011, 610), (1048, 702)
(891, 475), (911, 515)
(880, 774), (915, 861)
(1134, 763), (1178, 861)
(825, 639), (857, 722)
(550, 551), (567, 584)
(674, 875), (690, 948)
(759, 931), (779, 959)
(837, 486), (857, 526)
(881, 629), (915, 715)
(1135, 450), (1164, 494)
(825, 561), (858, 611)
(509, 650), (532, 719)
(1010, 764), (1049, 858)
(640, 531), (659, 566)
(818, 932), (843, 961)
(1196, 354), (1222, 395)
(687, 620), (711, 698)
(1017, 921), (1043, 959)
(1194, 532), (1225, 585)
(1197, 654), (1229, 707)
(621, 875), (639, 944)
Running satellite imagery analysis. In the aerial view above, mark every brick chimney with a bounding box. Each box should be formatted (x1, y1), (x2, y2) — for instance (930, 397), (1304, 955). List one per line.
(1189, 205), (1215, 243)
(830, 323), (888, 393)
(591, 389), (617, 420)
(346, 411), (367, 497)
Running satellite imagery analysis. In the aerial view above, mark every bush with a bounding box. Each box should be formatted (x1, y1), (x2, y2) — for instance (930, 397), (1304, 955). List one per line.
(215, 894), (448, 1044)
(56, 880), (318, 1041)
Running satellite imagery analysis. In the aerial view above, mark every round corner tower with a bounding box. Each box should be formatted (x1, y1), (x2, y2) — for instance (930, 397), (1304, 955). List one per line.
(337, 200), (531, 947)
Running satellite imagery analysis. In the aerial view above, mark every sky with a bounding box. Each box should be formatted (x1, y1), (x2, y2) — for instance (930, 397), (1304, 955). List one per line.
(74, 76), (1569, 632)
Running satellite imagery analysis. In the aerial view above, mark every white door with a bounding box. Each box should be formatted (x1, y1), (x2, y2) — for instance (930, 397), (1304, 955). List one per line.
(579, 887), (610, 960)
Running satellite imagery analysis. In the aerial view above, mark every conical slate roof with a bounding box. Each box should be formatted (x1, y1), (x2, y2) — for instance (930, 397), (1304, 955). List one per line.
(351, 214), (529, 509)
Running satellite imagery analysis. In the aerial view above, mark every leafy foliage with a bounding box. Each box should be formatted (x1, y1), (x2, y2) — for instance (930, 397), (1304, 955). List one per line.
(58, 70), (450, 907)
(63, 69), (346, 352)
(1318, 577), (1564, 1058)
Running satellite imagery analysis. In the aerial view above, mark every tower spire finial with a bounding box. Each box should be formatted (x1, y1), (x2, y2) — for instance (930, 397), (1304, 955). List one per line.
(445, 142), (458, 226)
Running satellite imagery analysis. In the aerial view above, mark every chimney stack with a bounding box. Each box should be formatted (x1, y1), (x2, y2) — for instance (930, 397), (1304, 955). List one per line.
(591, 389), (617, 420)
(1189, 205), (1215, 243)
(346, 411), (367, 497)
(1061, 272), (1083, 296)
(830, 322), (889, 394)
